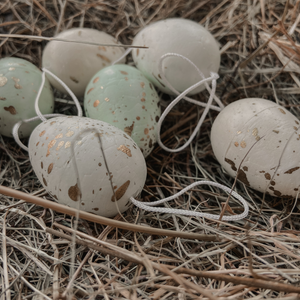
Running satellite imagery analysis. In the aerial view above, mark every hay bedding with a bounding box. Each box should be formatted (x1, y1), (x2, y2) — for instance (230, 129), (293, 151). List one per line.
(0, 0), (300, 299)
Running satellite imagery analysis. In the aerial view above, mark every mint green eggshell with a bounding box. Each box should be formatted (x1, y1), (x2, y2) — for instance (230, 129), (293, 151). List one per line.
(84, 64), (161, 157)
(0, 57), (54, 138)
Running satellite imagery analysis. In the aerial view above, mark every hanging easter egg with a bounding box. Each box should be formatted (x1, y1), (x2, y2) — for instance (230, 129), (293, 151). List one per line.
(0, 57), (54, 138)
(84, 64), (161, 157)
(132, 18), (220, 95)
(28, 116), (147, 217)
(42, 28), (126, 98)
(211, 98), (300, 198)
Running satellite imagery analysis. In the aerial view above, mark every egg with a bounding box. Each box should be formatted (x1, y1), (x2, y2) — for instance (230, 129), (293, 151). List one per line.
(28, 116), (147, 217)
(42, 28), (126, 98)
(132, 18), (220, 95)
(84, 64), (161, 157)
(0, 57), (54, 138)
(211, 98), (300, 198)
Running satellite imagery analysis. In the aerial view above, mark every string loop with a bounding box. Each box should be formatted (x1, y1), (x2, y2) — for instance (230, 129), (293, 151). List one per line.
(131, 180), (249, 221)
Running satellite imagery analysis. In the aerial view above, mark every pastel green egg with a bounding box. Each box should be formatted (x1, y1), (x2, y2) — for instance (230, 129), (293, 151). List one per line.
(84, 64), (161, 157)
(0, 57), (54, 138)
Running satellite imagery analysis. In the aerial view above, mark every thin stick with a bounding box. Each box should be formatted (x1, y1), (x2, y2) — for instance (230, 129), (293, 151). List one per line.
(0, 33), (147, 48)
(0, 185), (219, 241)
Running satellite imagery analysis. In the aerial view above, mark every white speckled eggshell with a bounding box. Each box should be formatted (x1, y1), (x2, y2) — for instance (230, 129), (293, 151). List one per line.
(0, 57), (54, 138)
(42, 28), (126, 98)
(28, 116), (147, 218)
(84, 64), (161, 157)
(211, 98), (300, 198)
(132, 18), (220, 95)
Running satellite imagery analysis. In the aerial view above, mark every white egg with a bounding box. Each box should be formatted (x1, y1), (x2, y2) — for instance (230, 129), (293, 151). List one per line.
(0, 57), (54, 138)
(132, 18), (220, 95)
(84, 64), (161, 157)
(211, 98), (300, 198)
(28, 116), (147, 217)
(42, 28), (126, 98)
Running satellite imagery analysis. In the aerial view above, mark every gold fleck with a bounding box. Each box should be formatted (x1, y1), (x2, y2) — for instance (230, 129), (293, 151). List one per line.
(66, 130), (74, 137)
(36, 142), (39, 146)
(252, 128), (258, 136)
(12, 77), (22, 89)
(144, 128), (149, 135)
(234, 142), (239, 147)
(93, 207), (99, 211)
(279, 108), (286, 114)
(284, 167), (300, 174)
(42, 176), (47, 186)
(136, 116), (140, 120)
(237, 131), (242, 135)
(93, 77), (99, 83)
(105, 97), (109, 102)
(55, 133), (63, 139)
(117, 145), (132, 157)
(294, 126), (298, 131)
(96, 53), (111, 63)
(68, 183), (81, 201)
(256, 136), (260, 141)
(56, 141), (64, 150)
(142, 92), (146, 97)
(98, 163), (102, 166)
(136, 49), (139, 56)
(94, 100), (100, 107)
(120, 71), (128, 75)
(65, 141), (71, 148)
(240, 140), (246, 148)
(9, 67), (15, 71)
(124, 122), (134, 137)
(4, 106), (17, 115)
(87, 87), (94, 94)
(70, 76), (79, 83)
(77, 141), (82, 145)
(48, 163), (54, 174)
(125, 77), (128, 81)
(98, 46), (106, 51)
(41, 162), (43, 169)
(111, 180), (130, 202)
(265, 173), (271, 180)
(140, 82), (145, 88)
(141, 98), (145, 102)
(0, 97), (6, 100)
(273, 130), (279, 134)
(46, 140), (57, 157)
(0, 76), (8, 87)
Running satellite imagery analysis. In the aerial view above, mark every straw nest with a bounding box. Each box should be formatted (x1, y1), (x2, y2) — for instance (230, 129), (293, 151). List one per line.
(1, 0), (300, 299)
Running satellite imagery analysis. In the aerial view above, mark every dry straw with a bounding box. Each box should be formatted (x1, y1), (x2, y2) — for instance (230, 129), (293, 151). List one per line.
(1, 0), (300, 299)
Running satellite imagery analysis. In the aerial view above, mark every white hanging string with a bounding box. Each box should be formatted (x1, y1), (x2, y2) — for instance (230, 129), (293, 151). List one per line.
(158, 53), (224, 111)
(13, 68), (83, 151)
(112, 47), (133, 65)
(131, 180), (249, 221)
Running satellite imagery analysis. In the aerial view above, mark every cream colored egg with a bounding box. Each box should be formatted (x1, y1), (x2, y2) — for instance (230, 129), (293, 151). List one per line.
(84, 64), (161, 157)
(211, 98), (300, 198)
(28, 116), (147, 217)
(42, 28), (126, 98)
(0, 57), (54, 138)
(132, 18), (220, 95)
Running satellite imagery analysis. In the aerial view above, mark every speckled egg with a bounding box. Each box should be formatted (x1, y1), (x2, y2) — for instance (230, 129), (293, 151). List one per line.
(0, 57), (54, 138)
(28, 116), (147, 217)
(211, 98), (300, 198)
(84, 64), (161, 157)
(42, 28), (126, 98)
(132, 18), (220, 95)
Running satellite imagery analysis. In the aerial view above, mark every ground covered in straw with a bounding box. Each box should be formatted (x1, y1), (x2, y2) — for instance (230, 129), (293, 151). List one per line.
(1, 0), (300, 299)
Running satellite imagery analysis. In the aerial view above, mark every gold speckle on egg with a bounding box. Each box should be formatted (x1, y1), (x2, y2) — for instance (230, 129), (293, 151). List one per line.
(93, 77), (99, 83)
(50, 121), (56, 125)
(4, 106), (17, 115)
(273, 130), (279, 134)
(140, 82), (145, 88)
(142, 92), (146, 97)
(55, 133), (63, 139)
(237, 131), (242, 135)
(87, 87), (94, 94)
(117, 145), (132, 157)
(234, 142), (239, 147)
(77, 141), (82, 145)
(70, 76), (79, 83)
(136, 116), (140, 120)
(66, 130), (74, 137)
(98, 46), (106, 51)
(46, 140), (57, 157)
(111, 180), (130, 202)
(252, 128), (258, 136)
(240, 140), (246, 148)
(0, 76), (8, 86)
(68, 183), (81, 201)
(48, 163), (54, 174)
(136, 49), (139, 56)
(12, 77), (22, 89)
(0, 97), (6, 100)
(141, 98), (145, 102)
(42, 176), (47, 186)
(105, 97), (109, 102)
(144, 128), (149, 135)
(98, 163), (102, 166)
(96, 53), (111, 63)
(65, 141), (71, 148)
(56, 141), (64, 150)
(94, 100), (100, 107)
(120, 71), (128, 75)
(41, 162), (43, 169)
(124, 122), (134, 137)
(279, 108), (286, 114)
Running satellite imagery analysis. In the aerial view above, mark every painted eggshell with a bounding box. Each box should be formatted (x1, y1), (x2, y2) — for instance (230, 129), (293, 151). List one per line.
(28, 116), (147, 217)
(84, 64), (161, 157)
(211, 98), (300, 198)
(132, 18), (220, 95)
(0, 57), (54, 138)
(42, 28), (126, 98)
